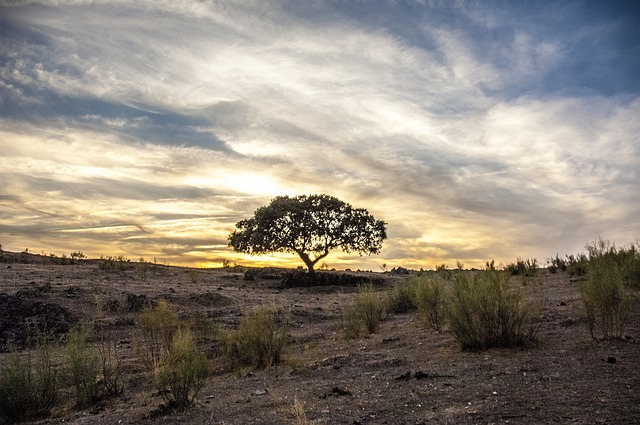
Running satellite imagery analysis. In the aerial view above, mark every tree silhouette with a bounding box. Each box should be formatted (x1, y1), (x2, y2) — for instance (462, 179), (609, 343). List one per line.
(228, 194), (387, 274)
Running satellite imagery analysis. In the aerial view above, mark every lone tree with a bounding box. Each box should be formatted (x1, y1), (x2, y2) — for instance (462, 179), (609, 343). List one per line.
(228, 194), (387, 274)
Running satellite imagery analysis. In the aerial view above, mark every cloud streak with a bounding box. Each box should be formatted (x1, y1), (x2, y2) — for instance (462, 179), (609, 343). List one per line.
(1, 0), (639, 268)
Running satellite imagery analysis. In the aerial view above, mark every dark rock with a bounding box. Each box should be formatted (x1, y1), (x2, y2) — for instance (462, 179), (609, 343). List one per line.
(0, 293), (75, 349)
(331, 387), (352, 397)
(607, 356), (616, 364)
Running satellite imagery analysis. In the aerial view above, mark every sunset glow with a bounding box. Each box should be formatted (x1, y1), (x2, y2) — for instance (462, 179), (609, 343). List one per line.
(1, 1), (638, 270)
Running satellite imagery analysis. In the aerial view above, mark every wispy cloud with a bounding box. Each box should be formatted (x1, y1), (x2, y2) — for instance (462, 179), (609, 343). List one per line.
(1, 0), (638, 268)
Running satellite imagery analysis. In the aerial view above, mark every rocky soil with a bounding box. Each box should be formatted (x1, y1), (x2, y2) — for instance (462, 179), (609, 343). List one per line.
(0, 255), (639, 424)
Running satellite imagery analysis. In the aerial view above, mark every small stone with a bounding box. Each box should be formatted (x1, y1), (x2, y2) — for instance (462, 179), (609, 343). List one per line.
(607, 356), (616, 364)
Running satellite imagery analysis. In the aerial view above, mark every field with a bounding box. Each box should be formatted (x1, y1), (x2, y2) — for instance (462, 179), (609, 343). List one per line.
(0, 254), (639, 424)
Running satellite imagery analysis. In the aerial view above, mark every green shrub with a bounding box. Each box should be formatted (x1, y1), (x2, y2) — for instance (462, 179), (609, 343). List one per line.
(565, 254), (589, 277)
(547, 254), (567, 273)
(414, 275), (448, 331)
(66, 323), (101, 406)
(580, 256), (631, 340)
(135, 301), (180, 371)
(222, 306), (289, 369)
(342, 287), (386, 339)
(504, 258), (538, 277)
(449, 271), (539, 351)
(157, 329), (210, 410)
(385, 280), (417, 314)
(0, 342), (58, 423)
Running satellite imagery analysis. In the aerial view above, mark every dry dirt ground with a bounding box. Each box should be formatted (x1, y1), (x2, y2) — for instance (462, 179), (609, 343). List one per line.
(1, 256), (639, 424)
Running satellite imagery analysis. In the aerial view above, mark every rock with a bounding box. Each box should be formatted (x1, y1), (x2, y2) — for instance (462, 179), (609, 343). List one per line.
(0, 293), (75, 349)
(607, 356), (616, 364)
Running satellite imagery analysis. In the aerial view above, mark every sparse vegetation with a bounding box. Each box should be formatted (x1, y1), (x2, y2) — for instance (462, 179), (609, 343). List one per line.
(66, 323), (101, 407)
(385, 280), (417, 314)
(414, 275), (448, 331)
(221, 305), (289, 370)
(449, 271), (539, 350)
(0, 341), (58, 423)
(504, 257), (538, 277)
(579, 239), (636, 340)
(342, 287), (386, 338)
(156, 329), (210, 410)
(135, 301), (180, 371)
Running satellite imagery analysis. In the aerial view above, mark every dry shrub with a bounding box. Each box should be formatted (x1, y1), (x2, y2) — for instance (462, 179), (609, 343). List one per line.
(342, 287), (386, 339)
(449, 271), (539, 351)
(0, 341), (58, 423)
(222, 305), (289, 370)
(157, 329), (210, 410)
(385, 280), (417, 314)
(135, 301), (180, 371)
(581, 256), (632, 340)
(414, 275), (448, 331)
(66, 323), (101, 406)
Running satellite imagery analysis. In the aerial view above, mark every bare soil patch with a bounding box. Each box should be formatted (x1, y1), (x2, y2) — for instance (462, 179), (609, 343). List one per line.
(0, 258), (638, 424)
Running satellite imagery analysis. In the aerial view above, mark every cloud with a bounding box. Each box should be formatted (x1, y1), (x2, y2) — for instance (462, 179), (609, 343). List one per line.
(1, 0), (639, 268)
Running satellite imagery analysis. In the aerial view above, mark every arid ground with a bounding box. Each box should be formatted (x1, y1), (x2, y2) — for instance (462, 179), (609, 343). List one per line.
(1, 255), (638, 424)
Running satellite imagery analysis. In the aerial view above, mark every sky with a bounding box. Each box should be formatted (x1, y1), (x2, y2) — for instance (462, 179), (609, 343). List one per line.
(1, 0), (639, 270)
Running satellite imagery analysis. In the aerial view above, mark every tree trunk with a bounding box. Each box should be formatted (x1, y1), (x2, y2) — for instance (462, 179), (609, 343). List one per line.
(298, 252), (316, 275)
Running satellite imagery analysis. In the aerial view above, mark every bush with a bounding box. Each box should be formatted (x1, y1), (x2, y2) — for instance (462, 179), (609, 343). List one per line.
(547, 254), (567, 273)
(414, 276), (448, 331)
(566, 254), (589, 277)
(586, 239), (640, 289)
(580, 255), (631, 340)
(385, 280), (417, 314)
(157, 329), (210, 410)
(0, 342), (58, 423)
(342, 287), (386, 339)
(449, 271), (539, 351)
(135, 301), (180, 371)
(66, 323), (101, 406)
(504, 258), (538, 277)
(94, 296), (124, 397)
(222, 306), (288, 370)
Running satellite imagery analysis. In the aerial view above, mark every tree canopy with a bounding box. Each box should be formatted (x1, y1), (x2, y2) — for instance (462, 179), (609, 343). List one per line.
(228, 194), (387, 273)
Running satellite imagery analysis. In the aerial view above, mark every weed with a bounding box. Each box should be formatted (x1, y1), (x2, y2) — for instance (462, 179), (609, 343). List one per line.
(222, 305), (289, 369)
(66, 323), (101, 406)
(385, 280), (417, 314)
(290, 396), (310, 425)
(505, 258), (538, 277)
(0, 341), (58, 423)
(342, 287), (386, 339)
(94, 296), (124, 397)
(449, 271), (539, 351)
(414, 275), (448, 331)
(135, 301), (180, 371)
(580, 255), (631, 340)
(157, 329), (210, 410)
(547, 254), (567, 273)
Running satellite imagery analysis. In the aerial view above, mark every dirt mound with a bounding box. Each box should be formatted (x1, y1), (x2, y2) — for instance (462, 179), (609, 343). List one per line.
(0, 293), (75, 349)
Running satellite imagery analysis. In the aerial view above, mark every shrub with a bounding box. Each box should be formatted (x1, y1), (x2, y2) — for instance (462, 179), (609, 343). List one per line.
(0, 342), (58, 423)
(385, 280), (417, 314)
(580, 255), (631, 340)
(449, 271), (539, 351)
(157, 329), (210, 410)
(135, 301), (180, 371)
(342, 287), (386, 339)
(66, 323), (101, 406)
(414, 275), (448, 331)
(565, 254), (589, 277)
(94, 296), (124, 397)
(547, 254), (567, 273)
(222, 306), (288, 370)
(505, 258), (538, 277)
